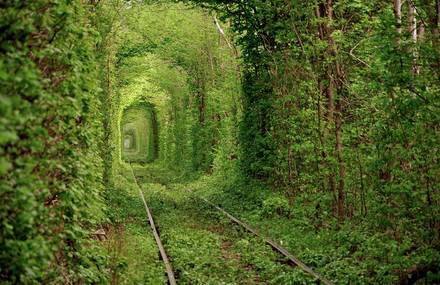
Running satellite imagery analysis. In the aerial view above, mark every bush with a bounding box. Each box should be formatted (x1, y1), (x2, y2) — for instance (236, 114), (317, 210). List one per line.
(261, 195), (291, 218)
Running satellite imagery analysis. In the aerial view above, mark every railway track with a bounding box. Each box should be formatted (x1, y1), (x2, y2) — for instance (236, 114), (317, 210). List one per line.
(185, 189), (335, 285)
(130, 164), (335, 285)
(129, 164), (176, 285)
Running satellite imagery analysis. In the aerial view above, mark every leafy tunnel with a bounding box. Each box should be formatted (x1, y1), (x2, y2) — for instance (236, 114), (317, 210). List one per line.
(1, 0), (439, 284)
(121, 102), (158, 163)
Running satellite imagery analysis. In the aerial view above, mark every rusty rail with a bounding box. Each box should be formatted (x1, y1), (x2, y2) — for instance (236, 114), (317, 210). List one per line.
(130, 165), (176, 285)
(186, 189), (335, 285)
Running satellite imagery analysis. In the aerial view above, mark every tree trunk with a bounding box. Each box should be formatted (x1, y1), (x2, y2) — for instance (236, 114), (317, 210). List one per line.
(335, 95), (345, 221)
(394, 0), (402, 35)
(326, 0), (345, 222)
(408, 1), (419, 74)
(326, 78), (338, 207)
(430, 0), (440, 79)
(315, 0), (347, 220)
(409, 2), (417, 42)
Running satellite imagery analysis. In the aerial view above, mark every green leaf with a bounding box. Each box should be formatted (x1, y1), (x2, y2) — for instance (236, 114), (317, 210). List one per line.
(0, 131), (18, 145)
(0, 157), (11, 176)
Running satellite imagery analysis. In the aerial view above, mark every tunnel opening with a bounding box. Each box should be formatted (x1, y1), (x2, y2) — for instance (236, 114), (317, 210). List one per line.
(121, 102), (159, 163)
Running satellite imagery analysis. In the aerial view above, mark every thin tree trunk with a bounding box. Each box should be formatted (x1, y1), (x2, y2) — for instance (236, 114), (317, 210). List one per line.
(430, 0), (440, 79)
(326, 0), (345, 222)
(315, 6), (330, 193)
(316, 1), (339, 214)
(334, 96), (345, 221)
(418, 21), (425, 41)
(316, 79), (327, 192)
(408, 2), (419, 74)
(394, 0), (402, 35)
(326, 79), (337, 209)
(409, 2), (417, 42)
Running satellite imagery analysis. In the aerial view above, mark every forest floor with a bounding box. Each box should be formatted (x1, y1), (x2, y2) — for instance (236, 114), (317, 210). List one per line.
(105, 163), (436, 285)
(106, 163), (318, 284)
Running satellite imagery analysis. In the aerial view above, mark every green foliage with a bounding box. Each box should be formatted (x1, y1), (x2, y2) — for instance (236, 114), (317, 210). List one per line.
(136, 174), (317, 284)
(111, 2), (241, 174)
(103, 173), (167, 284)
(185, 0), (440, 282)
(121, 103), (158, 163)
(261, 195), (291, 218)
(3, 0), (439, 284)
(1, 0), (108, 283)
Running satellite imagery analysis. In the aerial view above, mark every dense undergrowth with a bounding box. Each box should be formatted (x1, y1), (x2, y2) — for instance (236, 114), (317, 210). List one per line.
(1, 0), (439, 284)
(107, 163), (318, 284)
(104, 165), (166, 284)
(187, 171), (440, 284)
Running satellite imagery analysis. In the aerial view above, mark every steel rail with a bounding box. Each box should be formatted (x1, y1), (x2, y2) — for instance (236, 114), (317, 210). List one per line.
(186, 189), (335, 285)
(129, 165), (176, 285)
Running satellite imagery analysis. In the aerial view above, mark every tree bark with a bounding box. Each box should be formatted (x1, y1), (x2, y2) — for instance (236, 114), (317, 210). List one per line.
(394, 0), (402, 35)
(408, 1), (419, 74)
(326, 0), (345, 222)
(335, 95), (345, 221)
(409, 3), (417, 43)
(316, 2), (337, 205)
(316, 0), (346, 221)
(429, 0), (440, 79)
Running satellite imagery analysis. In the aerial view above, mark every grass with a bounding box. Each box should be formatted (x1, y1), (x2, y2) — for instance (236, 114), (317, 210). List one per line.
(105, 224), (166, 284)
(133, 164), (317, 284)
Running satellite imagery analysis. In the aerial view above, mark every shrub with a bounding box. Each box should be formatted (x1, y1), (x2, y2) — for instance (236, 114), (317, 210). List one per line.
(261, 195), (291, 218)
